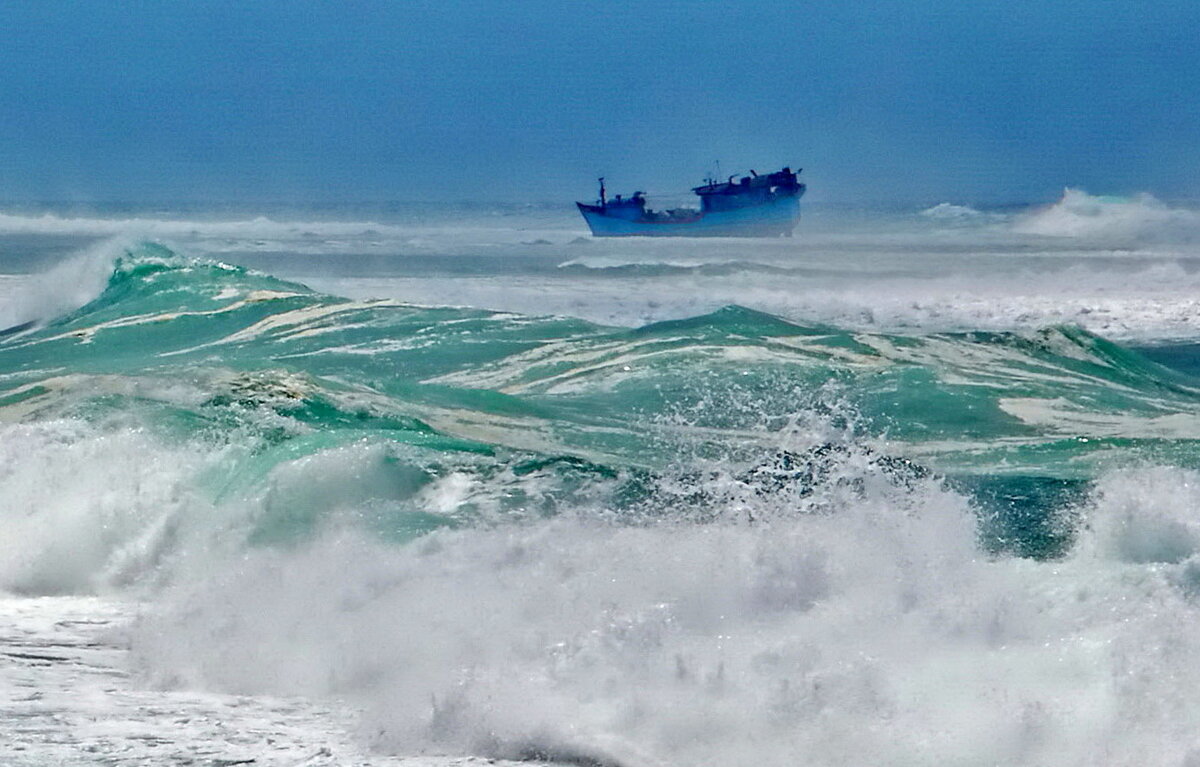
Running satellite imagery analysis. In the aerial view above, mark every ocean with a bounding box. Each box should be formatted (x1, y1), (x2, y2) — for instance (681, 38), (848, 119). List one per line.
(5, 190), (1200, 765)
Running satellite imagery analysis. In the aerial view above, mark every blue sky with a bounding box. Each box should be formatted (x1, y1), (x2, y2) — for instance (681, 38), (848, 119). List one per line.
(1, 1), (1197, 204)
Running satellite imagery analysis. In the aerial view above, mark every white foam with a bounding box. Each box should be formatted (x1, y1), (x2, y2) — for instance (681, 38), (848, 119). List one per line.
(0, 595), (552, 766)
(919, 202), (997, 221)
(1080, 466), (1200, 565)
(126, 462), (1200, 767)
(314, 255), (1200, 343)
(999, 397), (1200, 439)
(1014, 188), (1200, 244)
(0, 420), (212, 595)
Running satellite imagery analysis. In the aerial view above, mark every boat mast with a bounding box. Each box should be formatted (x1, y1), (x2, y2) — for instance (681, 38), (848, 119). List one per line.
(598, 177), (607, 207)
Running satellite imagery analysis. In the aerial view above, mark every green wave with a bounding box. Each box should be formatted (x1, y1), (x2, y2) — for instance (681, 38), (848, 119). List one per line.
(7, 243), (1200, 555)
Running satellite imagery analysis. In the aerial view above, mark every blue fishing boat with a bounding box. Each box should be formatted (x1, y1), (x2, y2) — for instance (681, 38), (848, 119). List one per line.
(576, 167), (805, 237)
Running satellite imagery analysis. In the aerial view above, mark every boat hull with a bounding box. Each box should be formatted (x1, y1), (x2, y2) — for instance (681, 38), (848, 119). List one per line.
(577, 188), (803, 238)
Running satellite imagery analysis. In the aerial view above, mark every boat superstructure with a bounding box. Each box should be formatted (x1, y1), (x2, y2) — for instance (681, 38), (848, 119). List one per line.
(576, 167), (805, 237)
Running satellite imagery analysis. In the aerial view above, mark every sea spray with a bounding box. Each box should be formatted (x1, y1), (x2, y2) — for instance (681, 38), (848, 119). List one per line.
(0, 237), (125, 332)
(1015, 188), (1200, 244)
(128, 457), (1200, 766)
(0, 418), (212, 595)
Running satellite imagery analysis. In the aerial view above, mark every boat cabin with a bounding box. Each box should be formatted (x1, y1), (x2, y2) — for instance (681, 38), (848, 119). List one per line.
(692, 168), (802, 213)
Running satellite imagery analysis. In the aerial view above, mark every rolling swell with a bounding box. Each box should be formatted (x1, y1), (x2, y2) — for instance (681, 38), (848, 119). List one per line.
(4, 243), (1200, 594)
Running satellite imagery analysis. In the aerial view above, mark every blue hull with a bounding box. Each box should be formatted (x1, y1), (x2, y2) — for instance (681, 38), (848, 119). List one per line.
(577, 189), (803, 238)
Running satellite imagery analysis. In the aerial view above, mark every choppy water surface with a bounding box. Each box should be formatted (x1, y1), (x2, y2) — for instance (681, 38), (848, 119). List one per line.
(6, 191), (1200, 765)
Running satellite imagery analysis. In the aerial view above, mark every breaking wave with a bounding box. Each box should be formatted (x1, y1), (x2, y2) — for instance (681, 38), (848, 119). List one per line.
(134, 468), (1200, 765)
(7, 244), (1200, 764)
(5, 243), (1200, 592)
(1014, 188), (1200, 244)
(0, 238), (121, 332)
(919, 201), (996, 222)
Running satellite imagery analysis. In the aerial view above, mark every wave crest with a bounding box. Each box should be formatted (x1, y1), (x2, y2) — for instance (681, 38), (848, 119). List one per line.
(920, 202), (991, 221)
(1014, 188), (1200, 243)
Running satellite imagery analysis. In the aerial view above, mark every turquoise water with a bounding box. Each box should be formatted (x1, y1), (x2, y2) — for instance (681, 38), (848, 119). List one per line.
(6, 243), (1200, 560)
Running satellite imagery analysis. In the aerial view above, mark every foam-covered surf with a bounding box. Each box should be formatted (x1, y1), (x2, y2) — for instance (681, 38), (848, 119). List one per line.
(133, 465), (1200, 766)
(7, 219), (1200, 765)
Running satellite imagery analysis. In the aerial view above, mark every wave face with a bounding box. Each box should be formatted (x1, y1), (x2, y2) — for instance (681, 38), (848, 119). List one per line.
(10, 244), (1200, 764)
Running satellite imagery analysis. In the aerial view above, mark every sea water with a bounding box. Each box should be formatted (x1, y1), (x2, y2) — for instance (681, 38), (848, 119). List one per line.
(5, 191), (1200, 764)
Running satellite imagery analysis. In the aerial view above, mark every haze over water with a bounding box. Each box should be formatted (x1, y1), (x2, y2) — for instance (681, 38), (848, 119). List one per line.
(4, 3), (1200, 766)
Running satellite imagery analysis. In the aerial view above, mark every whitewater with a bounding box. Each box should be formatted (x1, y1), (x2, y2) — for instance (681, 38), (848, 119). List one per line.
(7, 190), (1200, 765)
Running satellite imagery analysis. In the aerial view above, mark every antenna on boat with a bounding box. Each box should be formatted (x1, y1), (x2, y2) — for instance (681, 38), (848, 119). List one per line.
(703, 160), (721, 189)
(598, 177), (607, 207)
